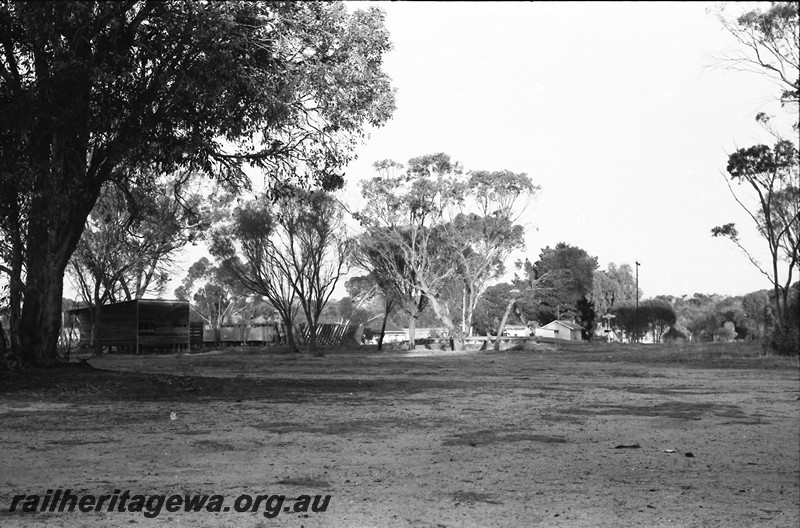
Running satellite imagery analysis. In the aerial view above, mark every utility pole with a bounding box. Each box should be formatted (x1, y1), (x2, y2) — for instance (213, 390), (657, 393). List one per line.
(602, 313), (616, 343)
(635, 260), (640, 310)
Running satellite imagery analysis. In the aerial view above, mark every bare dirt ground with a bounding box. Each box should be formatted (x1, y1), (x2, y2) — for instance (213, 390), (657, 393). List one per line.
(1, 342), (798, 528)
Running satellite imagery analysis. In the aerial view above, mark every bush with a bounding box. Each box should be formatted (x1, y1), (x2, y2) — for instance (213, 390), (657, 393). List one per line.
(715, 321), (738, 342)
(765, 324), (800, 356)
(663, 326), (689, 342)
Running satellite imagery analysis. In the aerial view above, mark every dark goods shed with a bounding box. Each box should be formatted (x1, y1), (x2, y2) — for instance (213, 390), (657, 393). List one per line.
(71, 299), (190, 353)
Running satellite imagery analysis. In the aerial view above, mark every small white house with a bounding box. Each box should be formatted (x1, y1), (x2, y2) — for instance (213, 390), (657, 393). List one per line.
(534, 320), (584, 341)
(503, 325), (531, 337)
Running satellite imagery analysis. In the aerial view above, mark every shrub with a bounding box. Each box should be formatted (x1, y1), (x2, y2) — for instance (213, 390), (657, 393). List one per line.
(715, 321), (738, 342)
(664, 326), (689, 342)
(766, 324), (800, 356)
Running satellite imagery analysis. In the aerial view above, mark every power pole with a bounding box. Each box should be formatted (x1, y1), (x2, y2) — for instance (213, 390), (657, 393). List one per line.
(602, 313), (616, 343)
(635, 260), (640, 310)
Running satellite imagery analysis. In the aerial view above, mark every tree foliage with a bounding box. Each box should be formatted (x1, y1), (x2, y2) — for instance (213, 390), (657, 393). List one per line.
(741, 289), (772, 340)
(610, 300), (676, 343)
(517, 243), (599, 334)
(339, 275), (384, 327)
(0, 1), (395, 365)
(712, 2), (799, 111)
(174, 257), (248, 346)
(472, 282), (520, 336)
(590, 263), (639, 317)
(340, 273), (397, 349)
(321, 277), (381, 329)
(445, 170), (537, 338)
(353, 155), (536, 349)
(351, 230), (421, 349)
(354, 154), (463, 347)
(210, 198), (300, 352)
(278, 191), (350, 354)
(712, 130), (799, 344)
(650, 290), (797, 348)
(67, 174), (217, 309)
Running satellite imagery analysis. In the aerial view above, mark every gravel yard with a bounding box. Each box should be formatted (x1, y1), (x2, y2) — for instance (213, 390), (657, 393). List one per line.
(1, 343), (798, 527)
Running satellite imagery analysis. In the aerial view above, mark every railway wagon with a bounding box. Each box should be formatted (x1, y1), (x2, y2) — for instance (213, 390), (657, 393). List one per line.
(199, 324), (284, 346)
(197, 323), (363, 348)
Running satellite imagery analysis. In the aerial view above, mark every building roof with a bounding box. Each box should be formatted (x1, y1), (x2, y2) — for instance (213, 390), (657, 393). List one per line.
(540, 320), (583, 331)
(69, 298), (188, 314)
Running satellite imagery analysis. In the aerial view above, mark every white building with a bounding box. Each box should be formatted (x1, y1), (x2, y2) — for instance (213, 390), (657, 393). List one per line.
(503, 325), (531, 337)
(534, 320), (584, 341)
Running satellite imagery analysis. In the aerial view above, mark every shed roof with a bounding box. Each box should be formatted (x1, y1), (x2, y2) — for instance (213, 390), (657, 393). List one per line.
(540, 320), (583, 331)
(69, 299), (188, 314)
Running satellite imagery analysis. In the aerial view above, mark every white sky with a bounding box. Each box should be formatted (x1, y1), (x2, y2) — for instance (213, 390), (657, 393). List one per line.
(337, 0), (797, 299)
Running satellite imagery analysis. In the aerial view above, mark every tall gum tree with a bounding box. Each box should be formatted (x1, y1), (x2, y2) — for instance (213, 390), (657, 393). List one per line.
(212, 190), (349, 355)
(0, 1), (395, 365)
(356, 154), (465, 348)
(712, 137), (799, 334)
(278, 191), (350, 355)
(355, 155), (538, 350)
(210, 200), (302, 353)
(445, 170), (538, 339)
(352, 226), (425, 349)
(710, 3), (798, 352)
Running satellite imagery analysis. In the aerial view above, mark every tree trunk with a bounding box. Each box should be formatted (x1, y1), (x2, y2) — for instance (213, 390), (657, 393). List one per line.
(18, 38), (101, 366)
(494, 298), (516, 352)
(377, 300), (392, 351)
(462, 286), (467, 337)
(0, 321), (8, 359)
(308, 320), (321, 357)
(19, 264), (72, 366)
(3, 200), (26, 359)
(284, 323), (299, 353)
(376, 298), (396, 351)
(19, 198), (94, 366)
(776, 280), (791, 332)
(276, 316), (300, 354)
(465, 283), (483, 339)
(408, 315), (416, 349)
(0, 198), (25, 359)
(91, 305), (102, 356)
(425, 294), (465, 351)
(8, 266), (23, 359)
